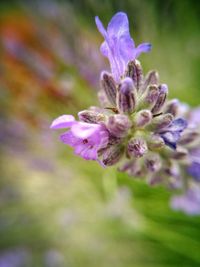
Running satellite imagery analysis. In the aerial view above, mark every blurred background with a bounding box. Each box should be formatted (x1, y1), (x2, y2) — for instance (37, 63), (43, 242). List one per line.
(0, 0), (200, 266)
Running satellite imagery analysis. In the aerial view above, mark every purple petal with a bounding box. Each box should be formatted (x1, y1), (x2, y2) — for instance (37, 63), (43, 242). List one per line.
(187, 162), (200, 181)
(50, 115), (76, 129)
(134, 43), (152, 58)
(160, 131), (180, 149)
(107, 12), (131, 41)
(75, 145), (98, 160)
(60, 131), (80, 146)
(118, 34), (135, 63)
(167, 118), (188, 132)
(95, 16), (107, 39)
(71, 122), (101, 139)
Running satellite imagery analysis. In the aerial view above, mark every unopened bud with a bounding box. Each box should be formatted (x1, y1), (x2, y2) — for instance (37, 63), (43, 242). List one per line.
(145, 154), (161, 172)
(178, 131), (199, 146)
(172, 147), (188, 160)
(141, 85), (159, 109)
(151, 113), (174, 130)
(101, 72), (117, 106)
(127, 138), (148, 158)
(107, 114), (131, 137)
(164, 99), (179, 117)
(102, 145), (123, 166)
(118, 160), (143, 177)
(148, 134), (165, 150)
(126, 60), (143, 91)
(151, 84), (168, 114)
(117, 78), (137, 114)
(135, 109), (152, 128)
(78, 110), (105, 123)
(143, 70), (159, 90)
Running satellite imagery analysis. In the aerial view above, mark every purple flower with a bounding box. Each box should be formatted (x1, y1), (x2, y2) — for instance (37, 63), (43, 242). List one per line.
(51, 115), (109, 161)
(158, 118), (187, 149)
(171, 187), (200, 215)
(95, 12), (151, 82)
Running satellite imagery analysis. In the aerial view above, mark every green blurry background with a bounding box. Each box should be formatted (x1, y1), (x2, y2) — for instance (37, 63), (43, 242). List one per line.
(0, 1), (200, 266)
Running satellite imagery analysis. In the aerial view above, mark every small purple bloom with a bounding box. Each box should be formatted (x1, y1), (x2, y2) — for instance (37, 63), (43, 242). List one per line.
(51, 115), (109, 161)
(171, 187), (200, 215)
(159, 118), (187, 149)
(95, 12), (151, 82)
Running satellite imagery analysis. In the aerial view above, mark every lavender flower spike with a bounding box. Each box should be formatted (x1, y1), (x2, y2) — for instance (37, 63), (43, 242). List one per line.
(95, 12), (151, 82)
(51, 115), (109, 161)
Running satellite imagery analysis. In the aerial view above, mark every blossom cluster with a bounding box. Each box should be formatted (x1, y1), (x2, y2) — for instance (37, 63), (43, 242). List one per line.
(51, 12), (200, 215)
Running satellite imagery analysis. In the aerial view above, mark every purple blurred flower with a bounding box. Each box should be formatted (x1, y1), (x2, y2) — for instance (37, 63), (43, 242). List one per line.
(95, 12), (151, 82)
(188, 107), (200, 127)
(51, 115), (109, 161)
(158, 118), (187, 149)
(187, 148), (200, 181)
(171, 187), (200, 215)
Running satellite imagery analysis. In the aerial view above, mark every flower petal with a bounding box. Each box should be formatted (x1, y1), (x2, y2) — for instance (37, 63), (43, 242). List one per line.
(95, 16), (107, 39)
(60, 131), (80, 146)
(107, 12), (131, 41)
(167, 118), (188, 132)
(50, 115), (76, 129)
(160, 131), (180, 149)
(134, 43), (152, 58)
(71, 122), (101, 139)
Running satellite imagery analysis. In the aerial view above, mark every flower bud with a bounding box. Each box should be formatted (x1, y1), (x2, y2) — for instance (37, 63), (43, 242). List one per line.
(102, 145), (124, 166)
(145, 154), (161, 172)
(118, 160), (143, 177)
(127, 138), (148, 158)
(148, 134), (165, 150)
(151, 113), (174, 130)
(140, 85), (159, 109)
(164, 99), (179, 117)
(117, 78), (137, 114)
(151, 84), (168, 114)
(178, 131), (199, 146)
(107, 114), (131, 137)
(78, 110), (105, 123)
(143, 70), (159, 89)
(126, 60), (143, 91)
(134, 109), (152, 128)
(172, 147), (188, 160)
(101, 71), (117, 106)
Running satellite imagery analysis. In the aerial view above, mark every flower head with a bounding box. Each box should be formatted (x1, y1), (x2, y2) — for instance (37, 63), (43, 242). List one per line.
(51, 12), (200, 215)
(95, 12), (151, 82)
